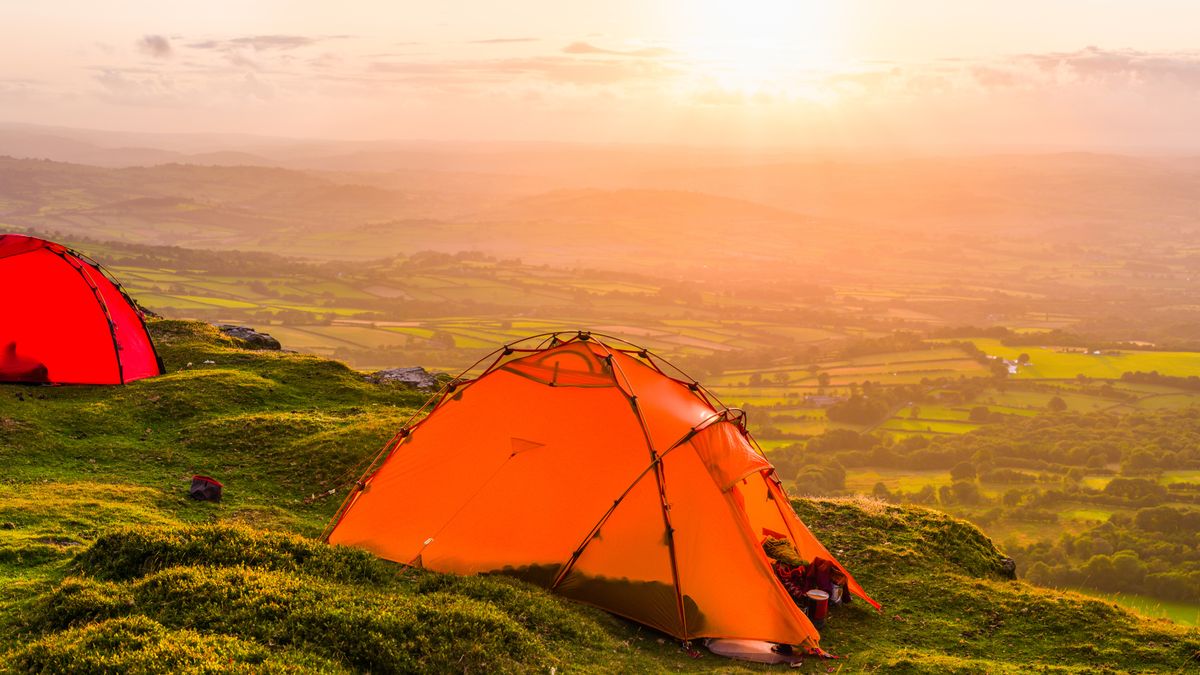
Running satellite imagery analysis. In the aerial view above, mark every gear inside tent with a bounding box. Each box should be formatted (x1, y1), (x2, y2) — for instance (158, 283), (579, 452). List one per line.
(0, 234), (164, 385)
(327, 332), (878, 649)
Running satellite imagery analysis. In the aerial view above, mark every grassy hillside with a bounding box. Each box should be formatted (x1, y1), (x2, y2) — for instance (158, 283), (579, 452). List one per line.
(1, 321), (1197, 672)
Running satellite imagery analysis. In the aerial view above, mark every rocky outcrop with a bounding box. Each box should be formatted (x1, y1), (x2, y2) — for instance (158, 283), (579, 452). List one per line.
(218, 325), (282, 351)
(367, 366), (439, 389)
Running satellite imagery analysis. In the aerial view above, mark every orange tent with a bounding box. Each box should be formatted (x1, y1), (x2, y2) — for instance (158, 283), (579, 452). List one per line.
(327, 332), (877, 647)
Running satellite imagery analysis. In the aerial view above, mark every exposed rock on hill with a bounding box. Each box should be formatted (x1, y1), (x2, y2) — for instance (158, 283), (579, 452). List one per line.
(217, 325), (281, 350)
(367, 366), (440, 389)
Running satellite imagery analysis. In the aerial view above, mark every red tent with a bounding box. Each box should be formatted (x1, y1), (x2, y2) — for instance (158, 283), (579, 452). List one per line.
(0, 234), (163, 385)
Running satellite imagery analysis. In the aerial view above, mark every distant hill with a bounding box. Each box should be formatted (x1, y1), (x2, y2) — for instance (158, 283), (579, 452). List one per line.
(478, 188), (807, 226)
(640, 153), (1200, 236)
(4, 142), (1200, 272)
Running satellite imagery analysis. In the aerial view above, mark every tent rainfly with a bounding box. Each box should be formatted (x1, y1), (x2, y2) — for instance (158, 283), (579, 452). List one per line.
(327, 332), (878, 648)
(0, 234), (163, 385)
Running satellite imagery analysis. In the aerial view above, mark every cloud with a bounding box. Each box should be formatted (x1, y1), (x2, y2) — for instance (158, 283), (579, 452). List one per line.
(93, 68), (181, 106)
(970, 66), (1019, 88)
(469, 38), (539, 44)
(187, 35), (328, 51)
(814, 48), (1200, 101)
(1018, 47), (1200, 88)
(137, 35), (172, 59)
(366, 56), (676, 86)
(562, 42), (672, 58)
(226, 51), (260, 70)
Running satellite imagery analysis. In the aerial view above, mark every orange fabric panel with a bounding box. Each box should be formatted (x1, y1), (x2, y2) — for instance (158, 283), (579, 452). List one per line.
(765, 478), (881, 609)
(689, 421), (773, 491)
(608, 350), (715, 451)
(738, 470), (793, 542)
(500, 341), (615, 387)
(329, 369), (650, 575)
(556, 471), (682, 636)
(662, 440), (818, 644)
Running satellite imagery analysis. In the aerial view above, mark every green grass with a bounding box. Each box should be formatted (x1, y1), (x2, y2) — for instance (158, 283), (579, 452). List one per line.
(967, 339), (1200, 380)
(844, 469), (953, 495)
(879, 419), (983, 434)
(1068, 588), (1200, 627)
(1059, 508), (1115, 524)
(1160, 470), (1200, 486)
(1135, 393), (1200, 410)
(1, 321), (1197, 673)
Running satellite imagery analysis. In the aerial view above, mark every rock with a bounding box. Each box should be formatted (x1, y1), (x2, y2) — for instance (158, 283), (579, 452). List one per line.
(0, 522), (15, 530)
(368, 366), (440, 389)
(998, 556), (1017, 579)
(218, 325), (282, 350)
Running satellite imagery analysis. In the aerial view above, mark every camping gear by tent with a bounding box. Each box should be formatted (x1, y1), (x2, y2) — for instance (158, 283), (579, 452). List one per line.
(189, 475), (223, 501)
(326, 332), (878, 648)
(0, 234), (163, 385)
(705, 639), (803, 665)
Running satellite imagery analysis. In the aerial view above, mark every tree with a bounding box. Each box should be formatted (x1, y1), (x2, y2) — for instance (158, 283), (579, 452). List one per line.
(1047, 396), (1068, 412)
(951, 480), (982, 504)
(989, 359), (1011, 378)
(826, 395), (890, 425)
(429, 331), (456, 349)
(911, 485), (937, 505)
(817, 372), (831, 392)
(1103, 477), (1168, 503)
(938, 484), (955, 505)
(1121, 450), (1158, 474)
(950, 461), (977, 482)
(872, 482), (895, 502)
(968, 406), (991, 423)
(1017, 353), (1031, 365)
(909, 405), (921, 420)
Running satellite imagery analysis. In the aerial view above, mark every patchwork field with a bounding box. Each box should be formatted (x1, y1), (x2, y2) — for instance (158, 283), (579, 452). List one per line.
(960, 339), (1200, 380)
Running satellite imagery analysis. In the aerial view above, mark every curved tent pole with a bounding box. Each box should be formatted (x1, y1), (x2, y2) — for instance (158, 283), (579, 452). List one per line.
(548, 409), (730, 591)
(590, 340), (690, 640)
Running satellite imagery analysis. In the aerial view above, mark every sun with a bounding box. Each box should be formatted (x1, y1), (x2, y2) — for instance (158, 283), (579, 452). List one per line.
(672, 0), (842, 94)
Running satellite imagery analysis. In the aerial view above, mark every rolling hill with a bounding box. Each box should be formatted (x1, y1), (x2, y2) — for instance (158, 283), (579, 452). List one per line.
(1, 321), (1196, 672)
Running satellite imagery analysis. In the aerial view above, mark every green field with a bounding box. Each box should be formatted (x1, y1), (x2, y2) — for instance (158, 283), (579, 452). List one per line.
(968, 339), (1200, 380)
(844, 468), (953, 495)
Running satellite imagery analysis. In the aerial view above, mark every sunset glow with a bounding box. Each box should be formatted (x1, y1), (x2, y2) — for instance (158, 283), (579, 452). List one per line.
(673, 1), (842, 95)
(3, 0), (1200, 148)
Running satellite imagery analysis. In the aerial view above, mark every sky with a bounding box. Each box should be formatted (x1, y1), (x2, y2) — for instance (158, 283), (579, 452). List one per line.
(3, 0), (1200, 150)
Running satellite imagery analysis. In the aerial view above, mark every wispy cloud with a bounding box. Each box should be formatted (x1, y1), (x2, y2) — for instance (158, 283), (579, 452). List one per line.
(468, 37), (539, 44)
(1019, 47), (1200, 87)
(93, 68), (181, 106)
(562, 42), (673, 58)
(366, 55), (676, 86)
(187, 35), (334, 51)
